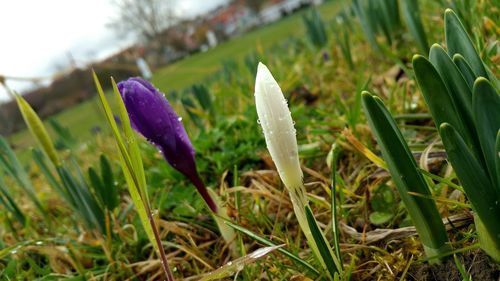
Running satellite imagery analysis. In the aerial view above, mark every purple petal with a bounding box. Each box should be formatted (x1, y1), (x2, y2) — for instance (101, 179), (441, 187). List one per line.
(117, 77), (217, 212)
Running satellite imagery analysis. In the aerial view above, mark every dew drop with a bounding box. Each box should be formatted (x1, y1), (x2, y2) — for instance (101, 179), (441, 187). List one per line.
(35, 241), (43, 245)
(177, 117), (183, 122)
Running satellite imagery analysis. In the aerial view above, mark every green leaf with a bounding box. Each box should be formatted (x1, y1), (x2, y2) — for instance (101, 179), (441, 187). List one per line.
(413, 55), (474, 148)
(444, 9), (487, 77)
(330, 149), (342, 264)
(93, 72), (157, 251)
(15, 95), (59, 166)
(100, 155), (118, 210)
(401, 0), (429, 53)
(362, 92), (450, 260)
(369, 212), (393, 225)
(305, 205), (339, 279)
(57, 165), (105, 233)
(88, 164), (117, 211)
(0, 176), (26, 225)
(88, 167), (104, 203)
(429, 45), (472, 120)
(112, 78), (149, 205)
(496, 131), (500, 191)
(452, 54), (476, 90)
(352, 0), (380, 52)
(224, 220), (319, 276)
(0, 136), (45, 215)
(440, 123), (500, 251)
(473, 78), (500, 190)
(428, 45), (482, 159)
(32, 149), (65, 199)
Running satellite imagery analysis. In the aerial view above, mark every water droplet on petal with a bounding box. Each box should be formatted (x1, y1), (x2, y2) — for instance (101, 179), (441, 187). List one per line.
(178, 117), (183, 122)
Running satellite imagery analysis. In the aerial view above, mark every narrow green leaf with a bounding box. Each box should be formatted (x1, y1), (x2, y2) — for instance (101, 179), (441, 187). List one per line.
(305, 205), (339, 278)
(15, 95), (59, 166)
(224, 220), (319, 276)
(428, 45), (482, 160)
(453, 254), (472, 281)
(330, 151), (342, 264)
(58, 166), (103, 232)
(444, 9), (487, 77)
(413, 55), (470, 144)
(452, 54), (476, 90)
(32, 149), (65, 198)
(0, 137), (45, 215)
(362, 92), (450, 260)
(440, 123), (500, 250)
(88, 167), (105, 206)
(376, 0), (393, 45)
(473, 78), (500, 190)
(401, 0), (429, 53)
(93, 72), (158, 251)
(100, 155), (118, 210)
(352, 0), (380, 52)
(496, 131), (500, 190)
(429, 44), (472, 119)
(111, 78), (148, 204)
(0, 176), (26, 224)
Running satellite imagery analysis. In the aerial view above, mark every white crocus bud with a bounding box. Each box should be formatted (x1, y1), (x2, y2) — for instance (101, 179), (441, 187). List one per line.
(254, 63), (341, 278)
(255, 62), (303, 190)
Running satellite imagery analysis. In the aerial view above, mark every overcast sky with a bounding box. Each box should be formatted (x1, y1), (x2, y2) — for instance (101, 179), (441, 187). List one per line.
(0, 0), (229, 102)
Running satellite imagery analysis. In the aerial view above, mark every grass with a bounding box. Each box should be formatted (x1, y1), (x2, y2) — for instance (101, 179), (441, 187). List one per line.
(2, 0), (499, 280)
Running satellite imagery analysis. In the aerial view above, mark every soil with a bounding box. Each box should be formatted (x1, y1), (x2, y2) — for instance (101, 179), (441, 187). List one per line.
(407, 250), (500, 281)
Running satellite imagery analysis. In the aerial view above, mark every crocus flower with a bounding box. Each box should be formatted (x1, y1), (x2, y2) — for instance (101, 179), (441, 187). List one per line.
(254, 62), (339, 274)
(254, 63), (303, 191)
(118, 77), (217, 212)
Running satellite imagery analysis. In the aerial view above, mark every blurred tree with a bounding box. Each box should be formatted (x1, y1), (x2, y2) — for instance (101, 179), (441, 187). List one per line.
(107, 0), (177, 41)
(244, 0), (266, 14)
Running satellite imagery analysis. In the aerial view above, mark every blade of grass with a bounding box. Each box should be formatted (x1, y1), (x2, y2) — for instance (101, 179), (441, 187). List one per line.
(330, 149), (342, 263)
(224, 220), (319, 277)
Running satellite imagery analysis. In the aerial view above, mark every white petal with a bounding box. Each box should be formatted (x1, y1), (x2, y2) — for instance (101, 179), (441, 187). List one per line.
(255, 62), (303, 189)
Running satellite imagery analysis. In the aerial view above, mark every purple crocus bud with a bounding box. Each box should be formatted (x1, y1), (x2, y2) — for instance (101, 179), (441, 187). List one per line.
(322, 51), (330, 62)
(118, 77), (217, 212)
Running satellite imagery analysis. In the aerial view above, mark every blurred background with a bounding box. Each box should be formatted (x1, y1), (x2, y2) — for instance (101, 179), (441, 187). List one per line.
(0, 0), (323, 136)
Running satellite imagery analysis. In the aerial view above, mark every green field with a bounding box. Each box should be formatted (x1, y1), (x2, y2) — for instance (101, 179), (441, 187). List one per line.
(9, 1), (339, 154)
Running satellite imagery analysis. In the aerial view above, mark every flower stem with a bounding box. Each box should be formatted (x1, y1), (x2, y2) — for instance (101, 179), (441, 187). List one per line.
(148, 210), (175, 281)
(190, 174), (218, 213)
